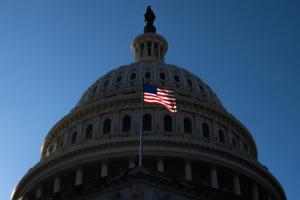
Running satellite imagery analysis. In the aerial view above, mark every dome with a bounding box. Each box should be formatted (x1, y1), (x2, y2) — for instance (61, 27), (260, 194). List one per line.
(75, 62), (224, 109)
(12, 7), (285, 200)
(40, 32), (258, 161)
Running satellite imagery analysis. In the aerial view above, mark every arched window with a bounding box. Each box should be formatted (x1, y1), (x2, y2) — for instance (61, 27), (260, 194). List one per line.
(218, 130), (225, 143)
(103, 119), (111, 134)
(122, 115), (131, 132)
(71, 131), (78, 144)
(145, 72), (151, 79)
(147, 42), (152, 56)
(154, 43), (158, 57)
(91, 85), (97, 96)
(116, 75), (122, 84)
(184, 118), (192, 133)
(160, 72), (166, 80)
(103, 79), (109, 88)
(143, 114), (152, 131)
(140, 43), (144, 57)
(164, 115), (172, 132)
(85, 124), (93, 139)
(199, 84), (204, 92)
(187, 78), (193, 87)
(130, 72), (136, 80)
(232, 137), (237, 147)
(202, 123), (210, 139)
(174, 75), (180, 83)
(243, 141), (249, 152)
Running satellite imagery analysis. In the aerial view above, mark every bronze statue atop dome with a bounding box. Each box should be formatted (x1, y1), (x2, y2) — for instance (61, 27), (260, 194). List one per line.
(144, 6), (156, 33)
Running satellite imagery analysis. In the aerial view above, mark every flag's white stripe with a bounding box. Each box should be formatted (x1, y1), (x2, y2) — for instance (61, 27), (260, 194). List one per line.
(144, 86), (177, 113)
(157, 88), (174, 93)
(144, 95), (176, 105)
(145, 101), (177, 113)
(144, 99), (177, 110)
(144, 92), (176, 101)
(156, 91), (175, 97)
(144, 98), (176, 107)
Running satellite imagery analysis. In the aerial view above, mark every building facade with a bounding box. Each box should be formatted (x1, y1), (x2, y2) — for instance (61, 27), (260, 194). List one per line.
(12, 8), (286, 200)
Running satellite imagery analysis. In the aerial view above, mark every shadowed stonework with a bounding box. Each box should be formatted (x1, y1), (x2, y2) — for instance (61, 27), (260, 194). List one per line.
(12, 7), (286, 200)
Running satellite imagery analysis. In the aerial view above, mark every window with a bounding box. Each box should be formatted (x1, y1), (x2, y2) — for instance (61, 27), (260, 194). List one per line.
(143, 114), (152, 131)
(187, 78), (193, 87)
(147, 42), (152, 56)
(85, 124), (93, 139)
(218, 130), (225, 143)
(243, 141), (248, 152)
(103, 119), (111, 133)
(160, 72), (166, 80)
(184, 118), (192, 133)
(103, 79), (109, 88)
(130, 72), (136, 80)
(202, 123), (210, 139)
(140, 43), (144, 57)
(122, 115), (131, 132)
(164, 115), (172, 132)
(145, 72), (151, 79)
(199, 84), (204, 92)
(154, 43), (158, 57)
(116, 75), (122, 84)
(60, 139), (64, 148)
(232, 138), (237, 147)
(49, 145), (54, 153)
(91, 85), (97, 96)
(174, 75), (180, 83)
(71, 131), (78, 144)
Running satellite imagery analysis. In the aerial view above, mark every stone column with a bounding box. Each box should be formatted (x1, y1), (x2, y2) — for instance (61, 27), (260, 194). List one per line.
(185, 160), (192, 181)
(157, 157), (164, 172)
(252, 183), (259, 200)
(75, 168), (83, 186)
(129, 158), (136, 168)
(35, 186), (42, 198)
(53, 177), (61, 193)
(101, 161), (108, 177)
(210, 166), (219, 189)
(233, 174), (241, 196)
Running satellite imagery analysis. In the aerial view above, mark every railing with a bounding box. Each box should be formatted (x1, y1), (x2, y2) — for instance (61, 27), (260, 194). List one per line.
(44, 130), (250, 161)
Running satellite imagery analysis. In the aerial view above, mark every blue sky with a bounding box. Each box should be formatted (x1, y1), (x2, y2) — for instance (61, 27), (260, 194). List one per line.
(0, 0), (299, 199)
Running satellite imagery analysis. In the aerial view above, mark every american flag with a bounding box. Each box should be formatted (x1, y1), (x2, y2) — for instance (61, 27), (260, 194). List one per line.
(143, 84), (177, 113)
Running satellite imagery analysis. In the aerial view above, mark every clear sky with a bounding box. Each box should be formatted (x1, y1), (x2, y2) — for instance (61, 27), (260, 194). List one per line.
(0, 0), (299, 199)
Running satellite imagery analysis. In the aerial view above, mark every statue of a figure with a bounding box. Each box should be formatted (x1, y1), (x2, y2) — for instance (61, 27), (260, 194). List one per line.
(144, 6), (156, 33)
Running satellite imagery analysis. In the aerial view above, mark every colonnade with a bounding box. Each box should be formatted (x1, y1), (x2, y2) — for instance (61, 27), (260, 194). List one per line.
(33, 157), (273, 200)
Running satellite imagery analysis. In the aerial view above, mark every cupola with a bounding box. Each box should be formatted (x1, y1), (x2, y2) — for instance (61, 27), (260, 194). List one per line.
(131, 6), (168, 63)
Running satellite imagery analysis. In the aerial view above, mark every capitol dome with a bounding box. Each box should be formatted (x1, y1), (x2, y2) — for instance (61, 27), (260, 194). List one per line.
(12, 7), (285, 200)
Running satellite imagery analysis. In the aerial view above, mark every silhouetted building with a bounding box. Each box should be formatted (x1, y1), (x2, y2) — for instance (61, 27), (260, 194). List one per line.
(12, 7), (286, 200)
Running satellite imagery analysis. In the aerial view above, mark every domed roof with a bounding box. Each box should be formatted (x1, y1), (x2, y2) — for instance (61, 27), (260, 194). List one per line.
(12, 8), (286, 200)
(76, 62), (224, 110)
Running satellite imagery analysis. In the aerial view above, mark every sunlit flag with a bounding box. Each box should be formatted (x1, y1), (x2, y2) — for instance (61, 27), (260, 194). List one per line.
(143, 84), (177, 113)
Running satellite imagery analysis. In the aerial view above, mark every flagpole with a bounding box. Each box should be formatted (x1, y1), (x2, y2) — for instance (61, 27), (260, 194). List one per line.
(139, 83), (144, 167)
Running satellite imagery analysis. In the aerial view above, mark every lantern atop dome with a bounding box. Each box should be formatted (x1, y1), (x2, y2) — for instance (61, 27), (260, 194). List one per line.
(131, 6), (168, 63)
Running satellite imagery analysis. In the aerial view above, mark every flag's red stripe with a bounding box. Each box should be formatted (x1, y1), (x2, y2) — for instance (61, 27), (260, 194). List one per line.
(144, 93), (176, 101)
(144, 99), (177, 110)
(146, 101), (177, 113)
(144, 95), (176, 105)
(143, 85), (177, 113)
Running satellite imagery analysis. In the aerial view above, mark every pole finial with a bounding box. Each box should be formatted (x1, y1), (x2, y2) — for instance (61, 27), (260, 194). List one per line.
(144, 6), (156, 33)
